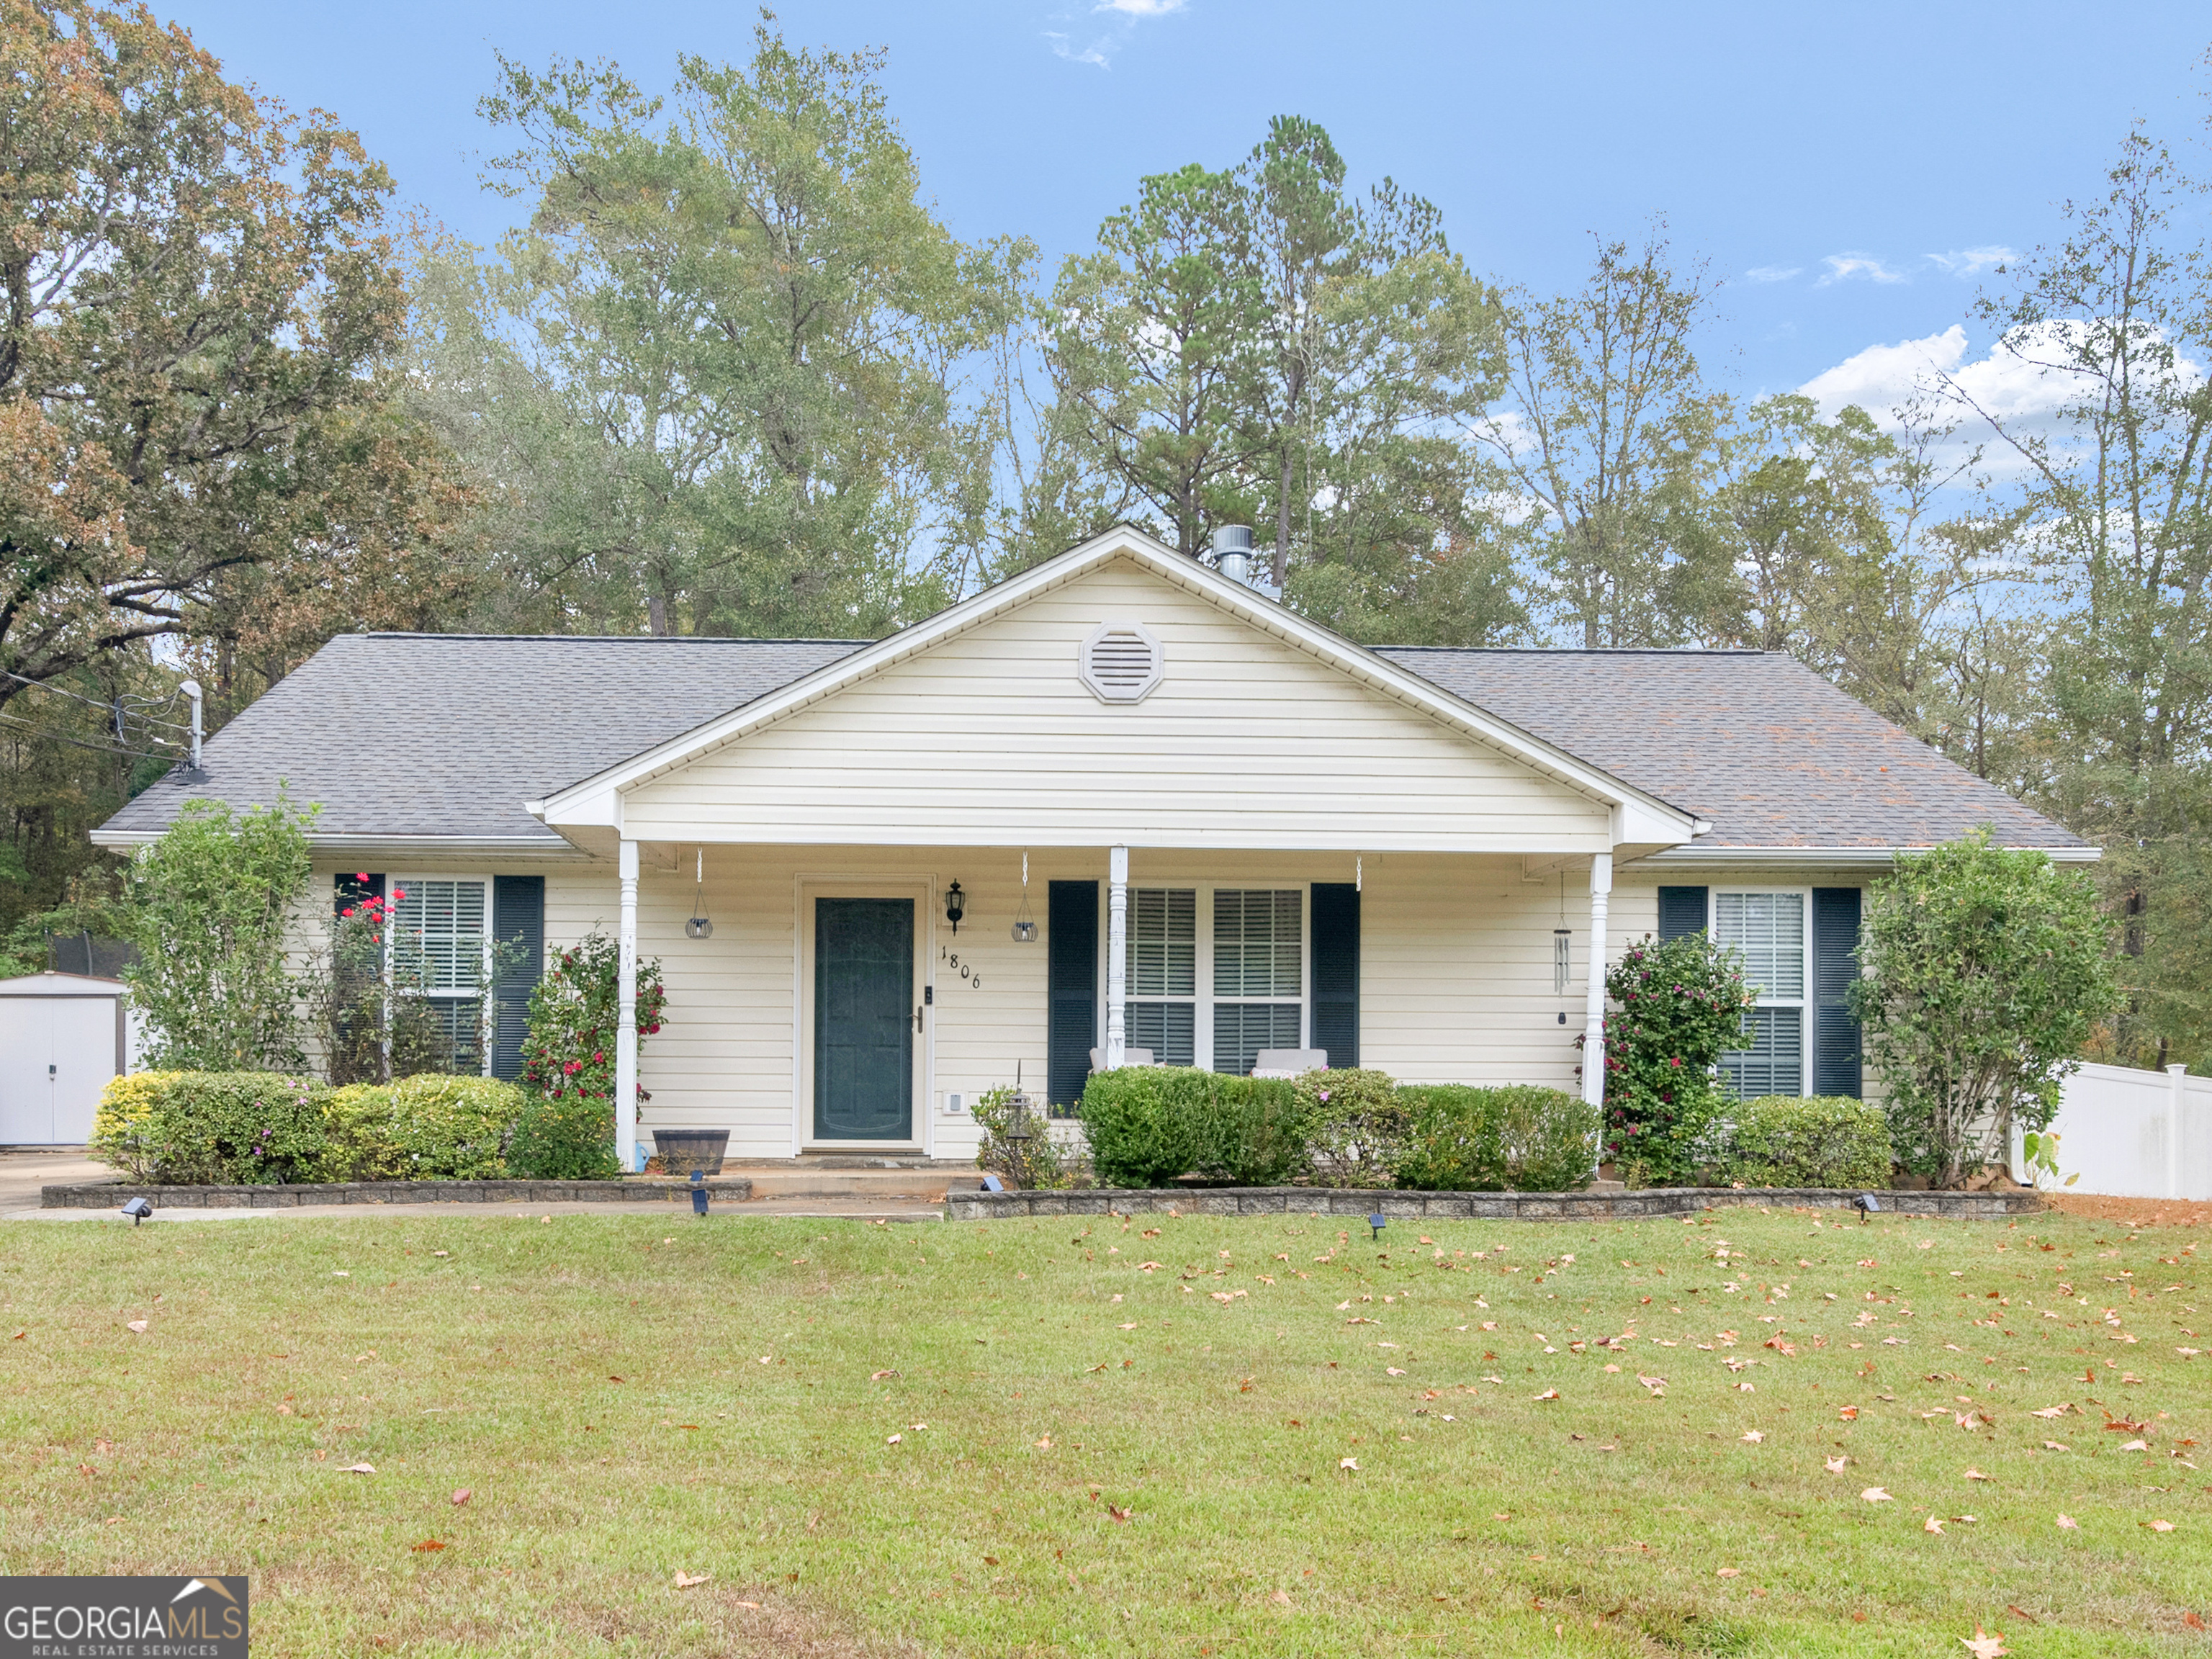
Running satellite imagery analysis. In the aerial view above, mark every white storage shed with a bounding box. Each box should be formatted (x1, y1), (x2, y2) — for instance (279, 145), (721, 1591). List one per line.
(0, 973), (134, 1147)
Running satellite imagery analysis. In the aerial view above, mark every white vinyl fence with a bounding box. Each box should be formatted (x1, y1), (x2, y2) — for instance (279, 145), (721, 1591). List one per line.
(2014, 1061), (2212, 1200)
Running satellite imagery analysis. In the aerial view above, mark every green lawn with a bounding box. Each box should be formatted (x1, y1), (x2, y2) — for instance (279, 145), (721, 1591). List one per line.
(1, 1202), (2205, 1657)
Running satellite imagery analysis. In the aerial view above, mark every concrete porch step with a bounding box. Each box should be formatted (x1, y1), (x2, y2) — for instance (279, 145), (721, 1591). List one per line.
(727, 1159), (977, 1202)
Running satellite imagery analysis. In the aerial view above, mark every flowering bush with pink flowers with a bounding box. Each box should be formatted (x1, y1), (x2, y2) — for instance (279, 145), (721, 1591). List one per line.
(509, 931), (667, 1178)
(1598, 932), (1758, 1187)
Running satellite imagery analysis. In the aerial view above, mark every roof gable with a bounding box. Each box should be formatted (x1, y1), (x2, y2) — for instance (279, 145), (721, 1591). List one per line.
(536, 526), (1701, 850)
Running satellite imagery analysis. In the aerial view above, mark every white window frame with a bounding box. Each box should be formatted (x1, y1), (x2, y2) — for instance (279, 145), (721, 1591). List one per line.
(1710, 885), (1812, 1098)
(387, 873), (495, 1078)
(1115, 882), (1310, 1073)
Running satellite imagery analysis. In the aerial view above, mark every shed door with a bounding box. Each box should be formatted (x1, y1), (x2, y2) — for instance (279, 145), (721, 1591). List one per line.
(812, 898), (914, 1141)
(0, 997), (117, 1145)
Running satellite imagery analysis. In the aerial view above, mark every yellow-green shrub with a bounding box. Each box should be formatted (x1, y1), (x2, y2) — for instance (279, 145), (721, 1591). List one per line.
(86, 1071), (328, 1184)
(323, 1075), (525, 1180)
(89, 1071), (178, 1174)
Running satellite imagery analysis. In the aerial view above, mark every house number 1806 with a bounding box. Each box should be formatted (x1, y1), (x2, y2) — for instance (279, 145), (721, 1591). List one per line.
(938, 945), (982, 989)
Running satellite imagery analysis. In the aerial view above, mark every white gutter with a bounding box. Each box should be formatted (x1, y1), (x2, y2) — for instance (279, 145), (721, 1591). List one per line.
(89, 830), (589, 860)
(1641, 843), (2101, 867)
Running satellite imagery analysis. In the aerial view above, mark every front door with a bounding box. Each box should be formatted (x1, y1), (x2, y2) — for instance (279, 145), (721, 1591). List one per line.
(813, 897), (914, 1141)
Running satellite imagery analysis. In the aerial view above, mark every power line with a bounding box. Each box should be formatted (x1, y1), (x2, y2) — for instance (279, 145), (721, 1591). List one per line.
(0, 709), (173, 765)
(0, 667), (192, 734)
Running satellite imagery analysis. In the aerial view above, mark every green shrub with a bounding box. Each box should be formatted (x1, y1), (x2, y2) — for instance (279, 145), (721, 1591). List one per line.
(89, 1071), (329, 1184)
(1079, 1068), (1311, 1188)
(505, 1088), (622, 1179)
(1297, 1068), (1407, 1188)
(971, 1084), (1082, 1190)
(1390, 1084), (1598, 1192)
(1601, 933), (1758, 1187)
(324, 1075), (526, 1181)
(1711, 1095), (1889, 1190)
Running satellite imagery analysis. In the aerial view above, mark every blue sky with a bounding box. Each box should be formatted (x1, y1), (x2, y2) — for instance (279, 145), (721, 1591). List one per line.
(166, 0), (2209, 405)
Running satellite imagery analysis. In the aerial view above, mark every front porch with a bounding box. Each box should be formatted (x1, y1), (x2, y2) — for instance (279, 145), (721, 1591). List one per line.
(596, 843), (1644, 1170)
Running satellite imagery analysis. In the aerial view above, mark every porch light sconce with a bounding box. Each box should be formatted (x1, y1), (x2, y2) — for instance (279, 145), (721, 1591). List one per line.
(685, 848), (714, 940)
(944, 880), (966, 933)
(1012, 852), (1037, 942)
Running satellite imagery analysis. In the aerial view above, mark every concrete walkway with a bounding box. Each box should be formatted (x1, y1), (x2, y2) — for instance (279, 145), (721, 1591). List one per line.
(0, 1152), (945, 1224)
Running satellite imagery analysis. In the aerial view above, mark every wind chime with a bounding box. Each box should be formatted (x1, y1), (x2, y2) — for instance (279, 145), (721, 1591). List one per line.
(1554, 872), (1572, 1025)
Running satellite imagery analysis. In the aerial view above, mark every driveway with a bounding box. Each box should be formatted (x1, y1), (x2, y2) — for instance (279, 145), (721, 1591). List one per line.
(0, 1150), (107, 1216)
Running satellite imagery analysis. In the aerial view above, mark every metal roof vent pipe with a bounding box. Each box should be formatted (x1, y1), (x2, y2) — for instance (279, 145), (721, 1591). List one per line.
(1211, 524), (1254, 585)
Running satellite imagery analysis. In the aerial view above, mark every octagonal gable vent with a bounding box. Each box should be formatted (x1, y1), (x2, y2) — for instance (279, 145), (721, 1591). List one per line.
(1079, 621), (1164, 704)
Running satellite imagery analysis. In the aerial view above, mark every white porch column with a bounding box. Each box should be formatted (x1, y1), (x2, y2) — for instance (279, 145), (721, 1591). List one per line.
(616, 838), (639, 1174)
(1105, 845), (1128, 1069)
(1582, 853), (1612, 1112)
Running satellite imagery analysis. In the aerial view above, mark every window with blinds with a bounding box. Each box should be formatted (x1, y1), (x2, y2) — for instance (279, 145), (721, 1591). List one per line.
(1213, 889), (1302, 1072)
(1722, 1007), (1804, 1097)
(1214, 889), (1300, 997)
(1126, 888), (1197, 1066)
(393, 877), (489, 1073)
(1714, 891), (1808, 1099)
(1716, 892), (1805, 999)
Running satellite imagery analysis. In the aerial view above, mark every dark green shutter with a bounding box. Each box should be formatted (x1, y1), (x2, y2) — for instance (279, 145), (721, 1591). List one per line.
(1047, 881), (1098, 1109)
(1812, 886), (1863, 1098)
(491, 876), (545, 1082)
(1310, 882), (1359, 1069)
(335, 872), (384, 918)
(1658, 886), (1709, 941)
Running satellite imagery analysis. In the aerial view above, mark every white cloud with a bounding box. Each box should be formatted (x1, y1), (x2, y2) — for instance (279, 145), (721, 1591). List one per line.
(1799, 320), (2205, 488)
(1745, 264), (1802, 284)
(1817, 253), (1907, 287)
(1044, 31), (1111, 66)
(1046, 0), (1184, 68)
(1799, 325), (1969, 423)
(1926, 245), (2017, 279)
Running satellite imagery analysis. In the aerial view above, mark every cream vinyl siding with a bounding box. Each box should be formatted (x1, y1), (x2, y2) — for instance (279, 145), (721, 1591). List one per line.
(617, 559), (1614, 854)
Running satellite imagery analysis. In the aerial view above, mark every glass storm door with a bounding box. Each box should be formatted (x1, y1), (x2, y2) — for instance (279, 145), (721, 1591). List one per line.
(813, 897), (914, 1141)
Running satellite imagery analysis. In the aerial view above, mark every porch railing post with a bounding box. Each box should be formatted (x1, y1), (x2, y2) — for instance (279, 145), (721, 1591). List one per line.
(2170, 1063), (2188, 1200)
(1106, 845), (1128, 1069)
(1583, 853), (1612, 1175)
(617, 837), (639, 1174)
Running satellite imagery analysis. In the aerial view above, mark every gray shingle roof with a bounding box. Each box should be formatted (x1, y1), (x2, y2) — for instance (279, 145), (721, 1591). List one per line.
(99, 631), (2087, 854)
(1374, 647), (2087, 850)
(100, 634), (867, 844)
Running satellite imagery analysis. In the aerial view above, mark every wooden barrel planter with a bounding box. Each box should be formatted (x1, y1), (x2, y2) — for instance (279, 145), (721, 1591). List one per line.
(652, 1129), (731, 1175)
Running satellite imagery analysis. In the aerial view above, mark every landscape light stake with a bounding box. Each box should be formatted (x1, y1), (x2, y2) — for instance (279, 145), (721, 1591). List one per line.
(1854, 1193), (1881, 1225)
(122, 1197), (153, 1226)
(691, 1170), (709, 1216)
(1369, 1212), (1386, 1242)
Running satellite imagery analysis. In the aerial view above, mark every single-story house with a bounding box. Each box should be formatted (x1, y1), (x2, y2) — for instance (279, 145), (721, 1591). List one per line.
(92, 526), (2092, 1168)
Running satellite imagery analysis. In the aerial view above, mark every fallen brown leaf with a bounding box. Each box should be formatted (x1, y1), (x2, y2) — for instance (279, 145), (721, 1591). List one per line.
(410, 1539), (445, 1554)
(451, 1488), (471, 1506)
(673, 1571), (709, 1588)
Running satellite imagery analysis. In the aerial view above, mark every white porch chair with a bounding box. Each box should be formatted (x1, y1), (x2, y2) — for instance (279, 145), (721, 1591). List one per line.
(1250, 1047), (1328, 1079)
(1089, 1047), (1156, 1071)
